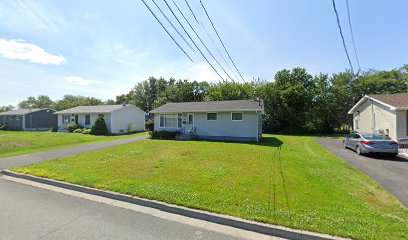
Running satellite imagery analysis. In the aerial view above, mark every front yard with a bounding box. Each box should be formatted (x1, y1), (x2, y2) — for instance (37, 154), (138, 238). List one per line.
(13, 135), (408, 239)
(0, 131), (147, 158)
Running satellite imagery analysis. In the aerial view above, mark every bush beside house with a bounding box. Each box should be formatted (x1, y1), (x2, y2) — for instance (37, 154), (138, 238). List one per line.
(90, 116), (108, 135)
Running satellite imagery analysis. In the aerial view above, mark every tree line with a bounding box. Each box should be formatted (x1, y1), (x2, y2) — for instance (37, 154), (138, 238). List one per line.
(1, 65), (407, 134)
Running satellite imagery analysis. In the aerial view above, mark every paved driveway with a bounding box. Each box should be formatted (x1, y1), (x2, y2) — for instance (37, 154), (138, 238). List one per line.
(315, 138), (408, 208)
(0, 135), (147, 170)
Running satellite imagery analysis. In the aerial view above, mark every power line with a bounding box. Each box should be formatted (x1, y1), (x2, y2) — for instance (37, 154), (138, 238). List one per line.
(170, 0), (236, 83)
(346, 0), (361, 71)
(199, 0), (247, 83)
(331, 0), (354, 73)
(162, 0), (196, 55)
(150, 0), (195, 53)
(184, 0), (200, 24)
(182, 0), (240, 82)
(141, 0), (193, 62)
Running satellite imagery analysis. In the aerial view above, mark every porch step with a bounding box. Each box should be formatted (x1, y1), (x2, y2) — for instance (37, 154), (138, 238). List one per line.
(175, 134), (193, 141)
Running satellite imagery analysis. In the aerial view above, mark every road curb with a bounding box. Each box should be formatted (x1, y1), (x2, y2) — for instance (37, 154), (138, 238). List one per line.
(0, 170), (342, 240)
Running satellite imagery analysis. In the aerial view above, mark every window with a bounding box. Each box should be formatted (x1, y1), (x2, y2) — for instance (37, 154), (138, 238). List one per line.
(62, 115), (70, 123)
(188, 114), (193, 124)
(231, 112), (243, 121)
(159, 114), (179, 128)
(85, 115), (91, 125)
(178, 114), (182, 128)
(207, 113), (217, 121)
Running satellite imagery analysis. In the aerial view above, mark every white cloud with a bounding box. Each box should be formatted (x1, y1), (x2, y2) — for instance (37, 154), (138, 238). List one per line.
(0, 39), (67, 65)
(64, 76), (101, 86)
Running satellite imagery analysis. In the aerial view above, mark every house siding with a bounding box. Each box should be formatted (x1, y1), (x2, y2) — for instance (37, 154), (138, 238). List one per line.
(0, 115), (23, 130)
(396, 110), (408, 140)
(110, 106), (146, 134)
(24, 109), (57, 130)
(58, 114), (112, 133)
(353, 99), (397, 139)
(154, 111), (261, 142)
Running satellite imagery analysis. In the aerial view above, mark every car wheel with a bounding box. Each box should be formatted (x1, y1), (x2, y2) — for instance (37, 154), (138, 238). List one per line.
(356, 146), (362, 155)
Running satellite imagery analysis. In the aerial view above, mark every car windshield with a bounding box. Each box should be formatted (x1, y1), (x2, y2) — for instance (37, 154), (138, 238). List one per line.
(361, 134), (391, 140)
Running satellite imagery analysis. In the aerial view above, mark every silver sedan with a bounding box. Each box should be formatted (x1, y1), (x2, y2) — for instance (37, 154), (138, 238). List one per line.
(343, 133), (399, 157)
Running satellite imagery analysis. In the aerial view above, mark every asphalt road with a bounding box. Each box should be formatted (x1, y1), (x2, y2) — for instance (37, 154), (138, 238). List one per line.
(315, 138), (408, 208)
(0, 178), (244, 240)
(0, 135), (147, 170)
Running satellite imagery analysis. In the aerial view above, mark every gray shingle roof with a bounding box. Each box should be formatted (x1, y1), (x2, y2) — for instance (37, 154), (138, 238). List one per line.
(0, 108), (54, 116)
(55, 105), (126, 114)
(150, 100), (264, 113)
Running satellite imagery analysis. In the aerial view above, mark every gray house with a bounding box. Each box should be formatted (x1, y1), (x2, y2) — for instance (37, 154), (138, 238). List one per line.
(150, 100), (264, 142)
(0, 108), (57, 131)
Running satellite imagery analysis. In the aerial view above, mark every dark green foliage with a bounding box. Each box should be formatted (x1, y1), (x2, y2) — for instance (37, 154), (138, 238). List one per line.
(66, 124), (79, 132)
(145, 119), (154, 131)
(18, 95), (54, 109)
(0, 123), (7, 130)
(149, 131), (178, 140)
(0, 105), (14, 113)
(90, 116), (108, 135)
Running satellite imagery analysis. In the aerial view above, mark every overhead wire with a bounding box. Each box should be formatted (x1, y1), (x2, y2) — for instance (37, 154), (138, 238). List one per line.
(199, 0), (247, 83)
(150, 0), (196, 53)
(346, 0), (361, 71)
(331, 0), (354, 73)
(170, 0), (237, 83)
(141, 0), (194, 62)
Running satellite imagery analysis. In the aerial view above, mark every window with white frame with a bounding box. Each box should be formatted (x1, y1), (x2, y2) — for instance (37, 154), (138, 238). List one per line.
(207, 113), (217, 121)
(159, 114), (179, 128)
(231, 112), (243, 121)
(85, 115), (91, 125)
(62, 115), (70, 123)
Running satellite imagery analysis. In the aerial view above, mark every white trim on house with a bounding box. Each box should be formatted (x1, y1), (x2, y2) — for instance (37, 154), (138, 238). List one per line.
(206, 112), (217, 121)
(231, 112), (243, 121)
(159, 113), (180, 128)
(349, 95), (399, 114)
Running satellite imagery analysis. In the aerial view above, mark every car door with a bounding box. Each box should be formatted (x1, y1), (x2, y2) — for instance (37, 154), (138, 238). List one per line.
(350, 134), (361, 149)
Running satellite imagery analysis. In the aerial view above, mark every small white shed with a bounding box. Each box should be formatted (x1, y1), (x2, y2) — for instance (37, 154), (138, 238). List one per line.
(55, 104), (146, 134)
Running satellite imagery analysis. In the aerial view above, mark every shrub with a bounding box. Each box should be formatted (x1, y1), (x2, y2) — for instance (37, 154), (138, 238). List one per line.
(82, 129), (91, 134)
(149, 131), (178, 140)
(0, 123), (6, 130)
(51, 126), (58, 132)
(66, 124), (79, 132)
(90, 116), (108, 135)
(73, 128), (83, 133)
(145, 119), (154, 131)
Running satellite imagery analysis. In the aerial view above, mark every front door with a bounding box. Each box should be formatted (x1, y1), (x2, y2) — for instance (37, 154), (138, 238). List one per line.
(75, 115), (79, 124)
(185, 114), (194, 133)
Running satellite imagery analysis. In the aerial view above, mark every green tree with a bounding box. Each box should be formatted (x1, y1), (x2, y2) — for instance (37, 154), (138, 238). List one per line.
(0, 105), (14, 113)
(53, 95), (103, 111)
(18, 95), (54, 109)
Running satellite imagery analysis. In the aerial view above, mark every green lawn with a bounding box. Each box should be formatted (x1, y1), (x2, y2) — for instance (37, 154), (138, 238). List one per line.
(0, 131), (147, 158)
(13, 135), (408, 239)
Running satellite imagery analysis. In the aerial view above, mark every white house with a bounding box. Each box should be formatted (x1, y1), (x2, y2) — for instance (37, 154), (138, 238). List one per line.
(55, 104), (146, 134)
(348, 93), (408, 140)
(150, 100), (264, 142)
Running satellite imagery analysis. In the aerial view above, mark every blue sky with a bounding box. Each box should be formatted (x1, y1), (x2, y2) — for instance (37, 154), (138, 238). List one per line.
(0, 0), (407, 106)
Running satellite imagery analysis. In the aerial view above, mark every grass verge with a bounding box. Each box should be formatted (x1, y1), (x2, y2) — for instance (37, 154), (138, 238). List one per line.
(0, 131), (147, 158)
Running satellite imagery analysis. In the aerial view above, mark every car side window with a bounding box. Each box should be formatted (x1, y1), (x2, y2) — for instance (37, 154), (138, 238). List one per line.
(353, 134), (361, 139)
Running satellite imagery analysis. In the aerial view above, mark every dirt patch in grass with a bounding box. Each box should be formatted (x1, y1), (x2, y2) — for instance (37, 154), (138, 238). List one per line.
(0, 141), (33, 148)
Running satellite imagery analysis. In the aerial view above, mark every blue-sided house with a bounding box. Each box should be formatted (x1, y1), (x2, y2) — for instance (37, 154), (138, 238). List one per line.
(150, 100), (264, 142)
